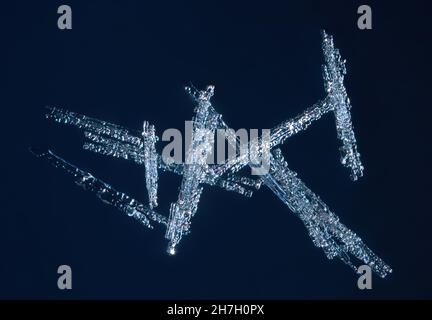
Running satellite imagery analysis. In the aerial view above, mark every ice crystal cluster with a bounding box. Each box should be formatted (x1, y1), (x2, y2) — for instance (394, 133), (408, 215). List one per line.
(32, 31), (391, 278)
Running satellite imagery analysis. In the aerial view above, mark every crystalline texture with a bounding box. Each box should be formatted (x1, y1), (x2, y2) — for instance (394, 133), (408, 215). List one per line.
(30, 148), (167, 227)
(270, 96), (333, 148)
(32, 31), (391, 279)
(263, 149), (391, 277)
(48, 107), (258, 197)
(165, 85), (220, 254)
(142, 121), (159, 208)
(46, 106), (143, 146)
(215, 32), (364, 179)
(321, 31), (364, 180)
(188, 89), (391, 277)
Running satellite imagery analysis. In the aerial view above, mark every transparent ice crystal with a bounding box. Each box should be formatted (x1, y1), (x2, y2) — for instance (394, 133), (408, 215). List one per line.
(142, 121), (159, 209)
(32, 31), (391, 278)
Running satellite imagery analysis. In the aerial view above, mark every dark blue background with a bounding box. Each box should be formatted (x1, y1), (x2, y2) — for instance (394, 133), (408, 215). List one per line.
(2, 1), (430, 299)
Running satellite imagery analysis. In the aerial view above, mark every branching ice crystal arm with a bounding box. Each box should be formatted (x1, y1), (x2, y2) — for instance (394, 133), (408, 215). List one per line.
(214, 180), (253, 198)
(83, 132), (257, 197)
(262, 149), (391, 277)
(142, 121), (159, 208)
(46, 107), (143, 147)
(83, 132), (145, 164)
(30, 148), (168, 228)
(191, 83), (391, 277)
(212, 95), (335, 176)
(47, 107), (257, 198)
(224, 174), (263, 190)
(33, 31), (390, 279)
(85, 135), (258, 198)
(270, 95), (333, 147)
(165, 85), (220, 254)
(322, 31), (364, 180)
(213, 31), (364, 181)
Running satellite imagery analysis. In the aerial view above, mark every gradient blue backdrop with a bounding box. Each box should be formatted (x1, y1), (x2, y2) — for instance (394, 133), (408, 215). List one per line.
(2, 0), (430, 299)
